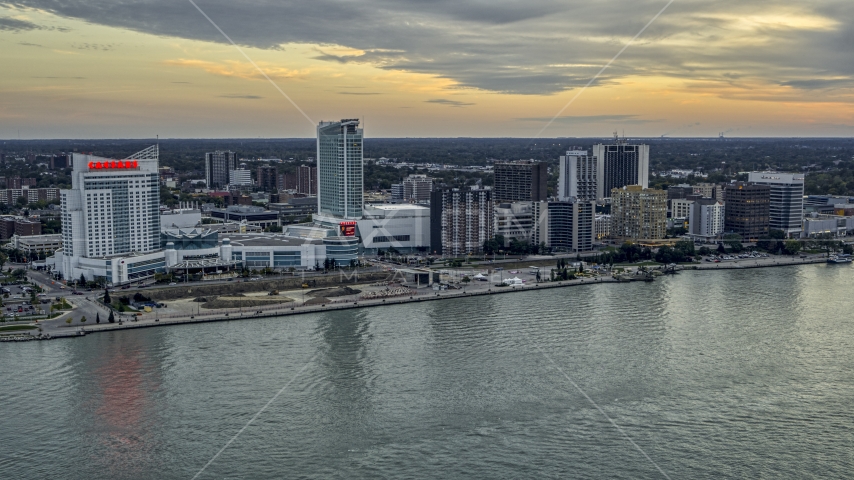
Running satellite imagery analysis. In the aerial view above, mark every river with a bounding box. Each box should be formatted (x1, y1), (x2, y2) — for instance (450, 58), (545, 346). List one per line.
(1, 264), (853, 479)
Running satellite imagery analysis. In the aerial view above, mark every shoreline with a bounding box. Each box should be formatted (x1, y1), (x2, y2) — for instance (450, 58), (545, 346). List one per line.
(21, 256), (830, 339)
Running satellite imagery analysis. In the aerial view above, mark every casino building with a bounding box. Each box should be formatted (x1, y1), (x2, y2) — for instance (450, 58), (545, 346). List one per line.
(53, 146), (167, 284)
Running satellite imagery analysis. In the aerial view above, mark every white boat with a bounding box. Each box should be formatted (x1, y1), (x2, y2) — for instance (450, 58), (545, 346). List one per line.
(827, 254), (853, 264)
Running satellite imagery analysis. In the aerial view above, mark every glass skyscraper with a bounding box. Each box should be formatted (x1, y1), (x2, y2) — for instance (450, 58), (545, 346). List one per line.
(316, 119), (364, 219)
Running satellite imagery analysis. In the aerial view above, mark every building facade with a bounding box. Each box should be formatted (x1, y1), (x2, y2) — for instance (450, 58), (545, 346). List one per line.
(494, 202), (534, 245)
(493, 160), (548, 202)
(0, 187), (58, 205)
(723, 182), (770, 240)
(558, 150), (597, 201)
(593, 138), (650, 200)
(317, 119), (364, 219)
(11, 234), (62, 254)
(0, 216), (42, 239)
(544, 200), (595, 252)
(256, 165), (278, 192)
(747, 172), (804, 237)
(228, 169), (252, 187)
(209, 205), (280, 228)
(670, 198), (693, 220)
(204, 151), (238, 189)
(693, 183), (723, 200)
(403, 174), (433, 203)
(54, 145), (165, 283)
(297, 164), (318, 195)
(688, 198), (725, 240)
(610, 186), (666, 241)
(595, 214), (611, 240)
(430, 186), (493, 256)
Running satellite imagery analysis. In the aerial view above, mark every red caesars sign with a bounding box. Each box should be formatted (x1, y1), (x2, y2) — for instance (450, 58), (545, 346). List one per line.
(339, 221), (357, 236)
(88, 160), (139, 170)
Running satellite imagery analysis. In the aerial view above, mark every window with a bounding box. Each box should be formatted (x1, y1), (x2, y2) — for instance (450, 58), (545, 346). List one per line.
(373, 235), (410, 243)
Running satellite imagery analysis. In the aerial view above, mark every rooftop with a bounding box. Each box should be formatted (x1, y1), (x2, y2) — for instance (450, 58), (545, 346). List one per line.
(226, 233), (322, 247)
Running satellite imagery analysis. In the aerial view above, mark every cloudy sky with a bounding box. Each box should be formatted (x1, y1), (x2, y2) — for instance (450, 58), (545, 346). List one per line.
(1, 0), (853, 138)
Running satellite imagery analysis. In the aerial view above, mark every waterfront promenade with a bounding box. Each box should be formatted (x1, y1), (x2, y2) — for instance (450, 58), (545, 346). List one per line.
(19, 254), (830, 339)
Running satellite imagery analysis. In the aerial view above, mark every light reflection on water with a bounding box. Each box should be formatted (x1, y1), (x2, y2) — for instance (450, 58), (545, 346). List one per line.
(1, 264), (853, 479)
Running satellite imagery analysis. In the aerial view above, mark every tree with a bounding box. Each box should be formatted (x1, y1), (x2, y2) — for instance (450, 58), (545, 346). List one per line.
(80, 316), (87, 324)
(108, 311), (115, 323)
(783, 240), (802, 255)
(717, 243), (726, 254)
(96, 313), (100, 324)
(65, 317), (72, 325)
(79, 273), (86, 286)
(103, 288), (111, 304)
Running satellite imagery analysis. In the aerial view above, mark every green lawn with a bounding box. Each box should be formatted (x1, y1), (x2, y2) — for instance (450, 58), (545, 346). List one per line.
(0, 324), (37, 332)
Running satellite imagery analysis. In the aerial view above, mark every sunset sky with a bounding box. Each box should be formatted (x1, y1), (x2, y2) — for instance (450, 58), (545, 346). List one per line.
(1, 0), (853, 138)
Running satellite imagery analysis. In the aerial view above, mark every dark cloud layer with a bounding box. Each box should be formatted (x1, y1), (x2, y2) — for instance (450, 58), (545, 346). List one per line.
(426, 98), (476, 107)
(8, 0), (854, 95)
(0, 16), (41, 31)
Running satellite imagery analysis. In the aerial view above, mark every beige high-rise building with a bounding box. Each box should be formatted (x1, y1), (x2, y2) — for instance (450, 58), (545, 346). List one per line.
(610, 185), (667, 241)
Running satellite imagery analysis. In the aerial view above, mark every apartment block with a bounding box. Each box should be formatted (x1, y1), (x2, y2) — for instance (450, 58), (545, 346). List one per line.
(610, 185), (667, 240)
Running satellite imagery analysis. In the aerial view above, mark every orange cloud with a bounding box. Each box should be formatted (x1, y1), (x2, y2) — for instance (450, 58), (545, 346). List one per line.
(163, 58), (308, 80)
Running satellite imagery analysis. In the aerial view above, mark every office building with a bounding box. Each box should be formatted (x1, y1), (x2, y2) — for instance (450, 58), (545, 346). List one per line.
(747, 172), (804, 237)
(204, 151), (238, 189)
(390, 183), (404, 201)
(317, 119), (363, 219)
(53, 145), (166, 283)
(667, 184), (694, 201)
(610, 186), (666, 241)
(256, 165), (278, 192)
(493, 160), (548, 202)
(724, 182), (770, 240)
(539, 200), (595, 252)
(430, 186), (493, 256)
(228, 169), (253, 187)
(688, 198), (725, 240)
(403, 174), (433, 203)
(558, 150), (597, 201)
(593, 137), (649, 199)
(50, 154), (69, 170)
(268, 197), (318, 223)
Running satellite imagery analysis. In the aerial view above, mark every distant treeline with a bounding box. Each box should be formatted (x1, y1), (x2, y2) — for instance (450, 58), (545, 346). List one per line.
(3, 137), (854, 194)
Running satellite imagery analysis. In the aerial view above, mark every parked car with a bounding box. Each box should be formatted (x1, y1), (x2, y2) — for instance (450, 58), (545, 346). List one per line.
(169, 282), (177, 285)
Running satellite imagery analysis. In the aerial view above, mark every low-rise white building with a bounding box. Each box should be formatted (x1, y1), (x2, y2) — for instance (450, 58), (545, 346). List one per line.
(228, 169), (253, 186)
(688, 198), (725, 241)
(10, 234), (62, 254)
(315, 203), (430, 253)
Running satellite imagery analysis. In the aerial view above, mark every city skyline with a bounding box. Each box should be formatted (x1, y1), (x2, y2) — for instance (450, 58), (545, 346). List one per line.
(1, 1), (853, 139)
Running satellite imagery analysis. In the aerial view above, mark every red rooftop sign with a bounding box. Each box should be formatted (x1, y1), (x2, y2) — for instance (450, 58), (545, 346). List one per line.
(88, 160), (139, 170)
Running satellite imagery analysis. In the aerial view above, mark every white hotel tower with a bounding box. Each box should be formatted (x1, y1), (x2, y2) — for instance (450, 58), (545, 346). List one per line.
(56, 145), (165, 284)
